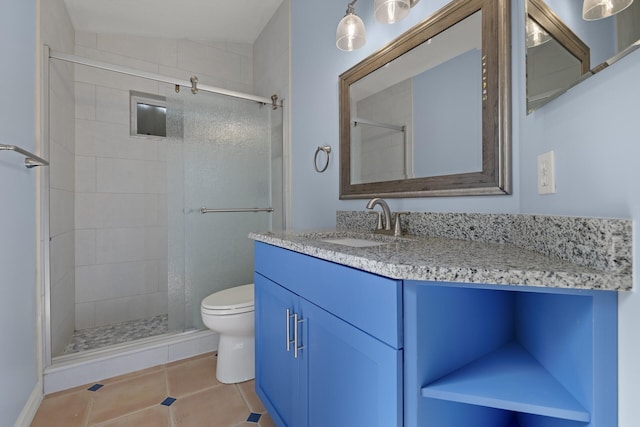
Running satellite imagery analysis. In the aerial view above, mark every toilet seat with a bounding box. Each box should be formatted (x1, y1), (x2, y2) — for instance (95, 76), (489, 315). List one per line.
(201, 283), (254, 316)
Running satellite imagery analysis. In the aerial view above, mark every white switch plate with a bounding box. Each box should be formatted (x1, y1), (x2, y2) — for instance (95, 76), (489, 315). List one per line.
(537, 151), (556, 194)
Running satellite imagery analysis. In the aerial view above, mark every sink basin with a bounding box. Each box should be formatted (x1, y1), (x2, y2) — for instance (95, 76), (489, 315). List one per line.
(321, 237), (387, 248)
(296, 230), (413, 248)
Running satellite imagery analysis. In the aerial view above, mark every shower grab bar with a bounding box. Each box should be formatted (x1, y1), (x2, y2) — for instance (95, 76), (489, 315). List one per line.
(0, 143), (49, 168)
(200, 207), (274, 214)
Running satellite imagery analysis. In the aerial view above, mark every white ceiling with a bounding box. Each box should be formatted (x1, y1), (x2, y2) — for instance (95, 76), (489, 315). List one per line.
(63, 0), (285, 43)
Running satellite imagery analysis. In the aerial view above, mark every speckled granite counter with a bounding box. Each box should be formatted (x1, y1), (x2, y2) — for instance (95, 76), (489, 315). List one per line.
(249, 212), (632, 291)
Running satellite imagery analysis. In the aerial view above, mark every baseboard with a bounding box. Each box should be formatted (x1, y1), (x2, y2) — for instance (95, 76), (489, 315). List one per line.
(13, 379), (43, 427)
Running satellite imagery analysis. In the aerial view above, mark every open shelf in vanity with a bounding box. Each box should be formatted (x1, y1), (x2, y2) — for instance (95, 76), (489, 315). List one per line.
(404, 281), (618, 427)
(421, 342), (590, 421)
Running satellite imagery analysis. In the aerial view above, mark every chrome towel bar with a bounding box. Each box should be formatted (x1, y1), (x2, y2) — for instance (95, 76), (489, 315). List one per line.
(0, 144), (49, 168)
(200, 207), (274, 214)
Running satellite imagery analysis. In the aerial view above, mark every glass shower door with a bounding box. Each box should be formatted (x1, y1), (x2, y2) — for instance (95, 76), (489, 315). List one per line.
(166, 90), (279, 332)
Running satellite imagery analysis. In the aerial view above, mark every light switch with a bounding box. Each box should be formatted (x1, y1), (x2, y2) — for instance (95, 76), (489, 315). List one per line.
(537, 151), (556, 194)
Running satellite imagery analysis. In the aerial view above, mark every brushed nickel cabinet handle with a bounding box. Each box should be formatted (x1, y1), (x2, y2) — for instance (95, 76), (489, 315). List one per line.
(294, 313), (304, 359)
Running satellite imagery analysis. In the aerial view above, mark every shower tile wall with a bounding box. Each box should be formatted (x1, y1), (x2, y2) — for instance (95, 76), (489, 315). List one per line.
(353, 80), (413, 184)
(42, 0), (77, 357)
(70, 32), (256, 332)
(253, 0), (290, 231)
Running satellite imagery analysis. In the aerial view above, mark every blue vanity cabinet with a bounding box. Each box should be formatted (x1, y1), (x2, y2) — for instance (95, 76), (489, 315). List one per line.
(403, 281), (618, 427)
(254, 242), (403, 427)
(255, 274), (304, 426)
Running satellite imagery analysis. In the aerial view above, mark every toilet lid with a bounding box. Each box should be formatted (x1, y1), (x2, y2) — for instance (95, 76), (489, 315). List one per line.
(201, 283), (254, 311)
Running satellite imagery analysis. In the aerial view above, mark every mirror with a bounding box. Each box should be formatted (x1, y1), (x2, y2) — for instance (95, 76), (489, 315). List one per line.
(339, 0), (511, 199)
(526, 0), (640, 113)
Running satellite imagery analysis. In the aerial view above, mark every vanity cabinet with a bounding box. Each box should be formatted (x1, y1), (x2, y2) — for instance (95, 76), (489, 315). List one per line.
(254, 241), (618, 427)
(254, 242), (403, 427)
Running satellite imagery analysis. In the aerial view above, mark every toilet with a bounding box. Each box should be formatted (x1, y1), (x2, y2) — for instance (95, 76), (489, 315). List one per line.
(201, 283), (255, 384)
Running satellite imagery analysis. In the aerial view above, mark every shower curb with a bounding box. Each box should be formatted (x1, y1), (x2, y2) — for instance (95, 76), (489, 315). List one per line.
(43, 330), (218, 394)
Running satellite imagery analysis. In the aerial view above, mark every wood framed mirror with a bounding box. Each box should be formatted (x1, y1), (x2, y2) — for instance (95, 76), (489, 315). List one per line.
(526, 0), (591, 113)
(339, 0), (511, 199)
(525, 0), (640, 113)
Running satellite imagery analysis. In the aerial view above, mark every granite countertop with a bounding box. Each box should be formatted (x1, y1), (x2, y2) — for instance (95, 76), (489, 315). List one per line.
(249, 228), (632, 291)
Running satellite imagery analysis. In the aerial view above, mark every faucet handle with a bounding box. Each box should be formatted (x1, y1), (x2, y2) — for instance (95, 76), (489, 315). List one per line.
(393, 212), (410, 236)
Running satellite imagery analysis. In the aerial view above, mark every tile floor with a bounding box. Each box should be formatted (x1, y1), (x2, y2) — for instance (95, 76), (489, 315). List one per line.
(30, 352), (275, 427)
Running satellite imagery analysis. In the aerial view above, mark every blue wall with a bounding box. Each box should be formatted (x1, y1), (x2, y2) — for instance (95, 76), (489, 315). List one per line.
(413, 48), (482, 177)
(0, 0), (40, 424)
(291, 0), (640, 424)
(291, 0), (520, 231)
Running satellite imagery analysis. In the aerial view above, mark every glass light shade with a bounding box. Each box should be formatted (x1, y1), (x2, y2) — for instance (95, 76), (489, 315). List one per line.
(583, 0), (634, 20)
(525, 19), (552, 48)
(375, 0), (411, 24)
(336, 12), (366, 51)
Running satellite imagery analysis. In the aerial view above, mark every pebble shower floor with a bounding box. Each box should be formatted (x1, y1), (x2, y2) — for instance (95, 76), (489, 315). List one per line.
(63, 314), (169, 354)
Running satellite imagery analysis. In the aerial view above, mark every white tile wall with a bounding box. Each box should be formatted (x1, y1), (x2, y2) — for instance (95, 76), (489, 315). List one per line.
(95, 157), (147, 193)
(254, 0), (290, 231)
(75, 229), (96, 266)
(75, 193), (158, 229)
(95, 86), (129, 124)
(50, 231), (74, 287)
(95, 228), (148, 264)
(93, 291), (168, 326)
(43, 0), (76, 357)
(96, 34), (178, 68)
(50, 268), (75, 355)
(75, 82), (96, 120)
(49, 142), (75, 192)
(74, 155), (96, 193)
(74, 31), (96, 49)
(74, 302), (96, 331)
(355, 79), (413, 183)
(253, 1), (290, 100)
(177, 40), (246, 85)
(76, 260), (160, 303)
(50, 188), (74, 238)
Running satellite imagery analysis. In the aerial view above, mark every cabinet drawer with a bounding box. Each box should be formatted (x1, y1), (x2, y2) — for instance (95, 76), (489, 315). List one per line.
(254, 242), (402, 349)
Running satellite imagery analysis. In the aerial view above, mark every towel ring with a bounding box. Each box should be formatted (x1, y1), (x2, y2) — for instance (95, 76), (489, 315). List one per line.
(314, 145), (331, 173)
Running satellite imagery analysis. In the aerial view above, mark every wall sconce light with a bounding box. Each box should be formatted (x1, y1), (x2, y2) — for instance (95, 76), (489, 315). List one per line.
(583, 0), (634, 20)
(337, 0), (420, 51)
(374, 0), (411, 23)
(336, 0), (367, 51)
(525, 18), (551, 48)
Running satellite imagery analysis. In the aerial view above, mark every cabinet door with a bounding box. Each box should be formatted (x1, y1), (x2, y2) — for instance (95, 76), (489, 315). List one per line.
(303, 300), (403, 427)
(255, 274), (304, 427)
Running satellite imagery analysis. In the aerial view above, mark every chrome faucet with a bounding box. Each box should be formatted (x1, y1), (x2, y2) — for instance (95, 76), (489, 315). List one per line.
(366, 198), (409, 236)
(366, 198), (393, 232)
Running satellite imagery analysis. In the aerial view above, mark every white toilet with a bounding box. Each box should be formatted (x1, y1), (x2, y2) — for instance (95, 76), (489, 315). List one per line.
(201, 283), (255, 384)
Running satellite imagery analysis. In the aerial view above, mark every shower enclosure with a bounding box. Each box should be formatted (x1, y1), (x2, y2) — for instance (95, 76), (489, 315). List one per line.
(46, 49), (283, 360)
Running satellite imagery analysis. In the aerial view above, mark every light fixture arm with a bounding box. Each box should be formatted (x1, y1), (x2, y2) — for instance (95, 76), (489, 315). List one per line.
(346, 0), (358, 15)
